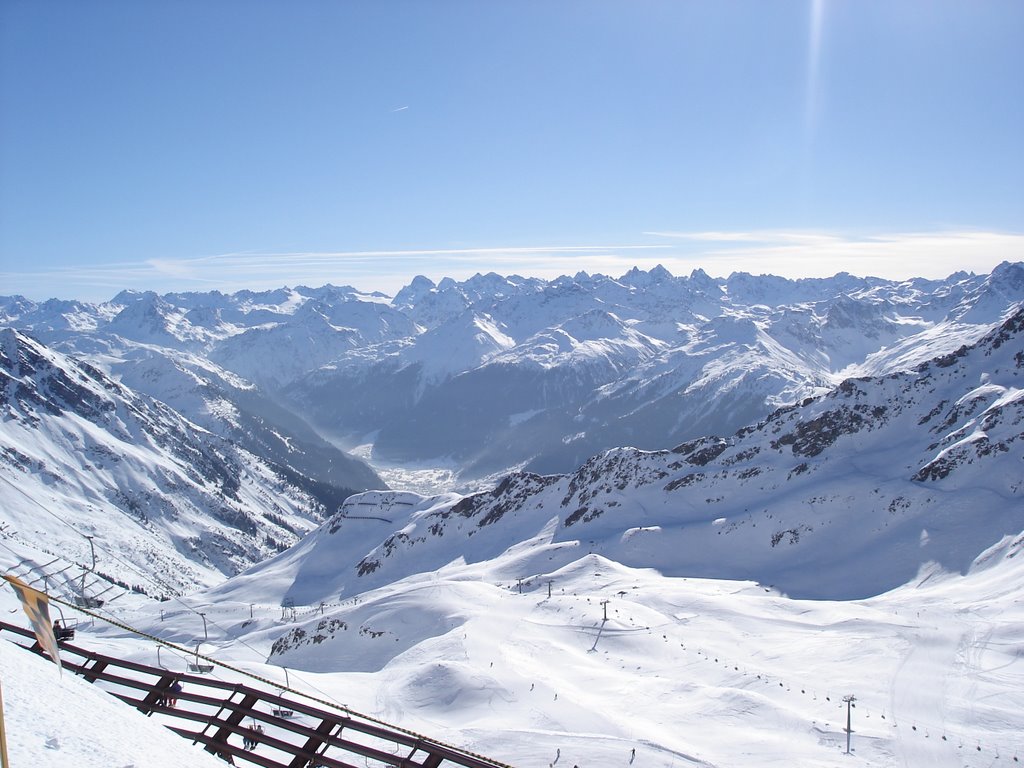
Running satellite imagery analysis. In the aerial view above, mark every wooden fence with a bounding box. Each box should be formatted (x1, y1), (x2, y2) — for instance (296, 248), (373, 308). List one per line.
(0, 620), (511, 768)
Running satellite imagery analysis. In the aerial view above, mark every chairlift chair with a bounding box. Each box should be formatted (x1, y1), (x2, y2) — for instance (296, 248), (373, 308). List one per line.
(187, 643), (214, 674)
(53, 618), (77, 642)
(51, 605), (77, 642)
(92, 583), (119, 601)
(272, 667), (294, 718)
(76, 576), (117, 608)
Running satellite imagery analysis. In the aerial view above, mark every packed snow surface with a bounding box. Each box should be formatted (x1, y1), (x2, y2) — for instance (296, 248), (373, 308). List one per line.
(0, 635), (225, 768)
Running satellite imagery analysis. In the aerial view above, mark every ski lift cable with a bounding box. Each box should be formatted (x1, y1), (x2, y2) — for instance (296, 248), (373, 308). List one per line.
(0, 490), (249, 659)
(0, 473), (169, 593)
(0, 531), (126, 613)
(0, 539), (84, 593)
(0, 476), (132, 596)
(2, 473), (289, 630)
(0, 538), (244, 687)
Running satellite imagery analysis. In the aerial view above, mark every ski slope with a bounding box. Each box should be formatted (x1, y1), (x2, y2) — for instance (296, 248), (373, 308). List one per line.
(6, 531), (1018, 768)
(0, 634), (226, 768)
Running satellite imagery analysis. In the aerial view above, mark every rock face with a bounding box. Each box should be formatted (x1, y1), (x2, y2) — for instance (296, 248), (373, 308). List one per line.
(214, 307), (1024, 603)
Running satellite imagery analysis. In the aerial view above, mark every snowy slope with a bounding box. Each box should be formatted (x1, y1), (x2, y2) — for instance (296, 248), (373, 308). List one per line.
(107, 343), (384, 494)
(2, 292), (387, 499)
(49, 525), (1024, 768)
(0, 329), (333, 596)
(0, 635), (227, 768)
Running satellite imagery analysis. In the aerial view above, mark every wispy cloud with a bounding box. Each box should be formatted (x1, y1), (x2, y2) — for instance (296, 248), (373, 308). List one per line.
(1, 244), (670, 302)
(3, 231), (1019, 303)
(643, 229), (1024, 280)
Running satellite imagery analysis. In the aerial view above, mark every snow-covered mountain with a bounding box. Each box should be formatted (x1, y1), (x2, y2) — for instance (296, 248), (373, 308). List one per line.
(4, 264), (1022, 485)
(210, 304), (1024, 606)
(0, 328), (351, 596)
(103, 342), (382, 497)
(284, 262), (1024, 478)
(2, 291), (386, 499)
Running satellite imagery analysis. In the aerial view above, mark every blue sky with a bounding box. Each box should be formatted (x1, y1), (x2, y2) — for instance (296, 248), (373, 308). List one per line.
(1, 1), (1021, 302)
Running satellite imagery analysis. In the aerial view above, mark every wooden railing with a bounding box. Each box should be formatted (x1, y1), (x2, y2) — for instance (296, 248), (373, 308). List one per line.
(0, 620), (511, 768)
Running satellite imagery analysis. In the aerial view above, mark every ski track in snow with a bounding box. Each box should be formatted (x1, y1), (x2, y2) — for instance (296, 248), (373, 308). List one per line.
(890, 621), (960, 766)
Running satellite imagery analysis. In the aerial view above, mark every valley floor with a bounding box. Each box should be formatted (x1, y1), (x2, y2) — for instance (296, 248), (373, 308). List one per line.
(349, 442), (508, 495)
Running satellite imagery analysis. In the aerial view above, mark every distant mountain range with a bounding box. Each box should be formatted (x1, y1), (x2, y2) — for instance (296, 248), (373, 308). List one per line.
(4, 262), (1023, 487)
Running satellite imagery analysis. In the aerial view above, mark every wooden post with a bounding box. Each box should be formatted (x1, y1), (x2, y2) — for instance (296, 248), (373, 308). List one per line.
(0, 679), (10, 768)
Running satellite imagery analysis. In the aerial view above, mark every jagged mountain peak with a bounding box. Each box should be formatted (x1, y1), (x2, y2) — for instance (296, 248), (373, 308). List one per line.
(686, 266), (717, 287)
(110, 290), (172, 316)
(391, 274), (438, 308)
(649, 263), (674, 281)
(292, 298), (336, 324)
(989, 260), (1024, 285)
(105, 291), (221, 347)
(572, 269), (595, 283)
(109, 288), (157, 306)
(952, 263), (1024, 323)
(0, 295), (38, 319)
(620, 264), (675, 288)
